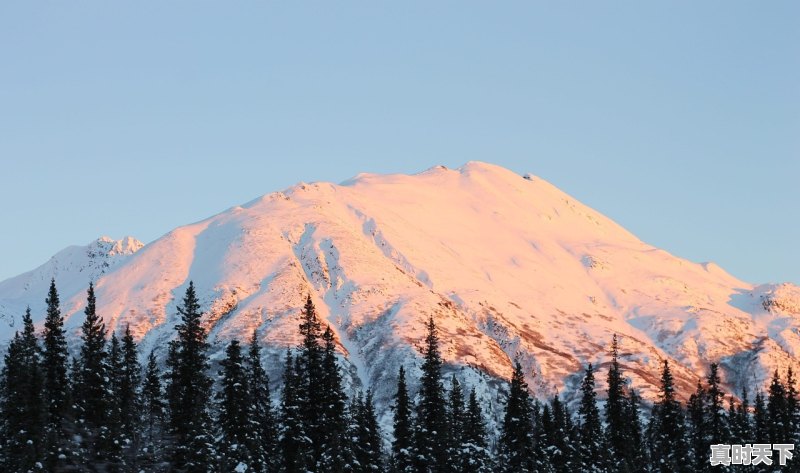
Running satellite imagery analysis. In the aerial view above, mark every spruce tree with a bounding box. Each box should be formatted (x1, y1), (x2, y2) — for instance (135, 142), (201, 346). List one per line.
(531, 399), (555, 473)
(767, 369), (787, 444)
(446, 375), (465, 469)
(141, 350), (166, 469)
(753, 391), (768, 444)
(75, 282), (111, 466)
(1, 332), (26, 470)
(105, 331), (124, 468)
(785, 368), (799, 457)
(120, 325), (142, 443)
(462, 387), (491, 473)
(650, 360), (688, 473)
(352, 389), (383, 472)
(392, 366), (414, 473)
(625, 389), (648, 470)
(246, 330), (278, 473)
(318, 325), (352, 471)
(280, 349), (309, 473)
(705, 363), (729, 444)
(115, 326), (143, 469)
(414, 316), (449, 473)
(537, 403), (557, 473)
(645, 402), (661, 470)
(563, 402), (579, 470)
(577, 363), (605, 472)
(546, 394), (576, 473)
(604, 334), (629, 472)
(1, 309), (47, 473)
(297, 294), (327, 469)
(163, 338), (180, 448)
(726, 397), (738, 444)
(3, 307), (46, 469)
(165, 281), (216, 471)
(686, 380), (708, 473)
(41, 279), (72, 469)
(217, 339), (252, 471)
(363, 389), (384, 471)
(734, 387), (752, 444)
(499, 360), (535, 472)
(20, 308), (45, 432)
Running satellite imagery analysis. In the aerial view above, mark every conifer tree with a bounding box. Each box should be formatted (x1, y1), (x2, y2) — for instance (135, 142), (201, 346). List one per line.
(650, 360), (688, 472)
(1, 309), (46, 472)
(686, 381), (708, 473)
(120, 324), (142, 442)
(163, 339), (180, 434)
(318, 324), (352, 471)
(165, 281), (216, 471)
(785, 368), (799, 455)
(217, 339), (252, 471)
(705, 363), (729, 444)
(347, 394), (364, 469)
(536, 403), (556, 473)
(392, 365), (414, 473)
(15, 269), (800, 473)
(546, 394), (576, 473)
(76, 283), (107, 423)
(577, 363), (605, 473)
(733, 387), (752, 444)
(726, 397), (738, 444)
(297, 294), (327, 468)
(20, 307), (45, 415)
(604, 334), (629, 472)
(767, 369), (787, 444)
(563, 402), (579, 467)
(1, 308), (46, 470)
(645, 402), (661, 470)
(625, 389), (648, 469)
(363, 390), (384, 470)
(499, 360), (535, 472)
(280, 350), (309, 473)
(604, 334), (645, 472)
(753, 391), (768, 443)
(541, 397), (558, 471)
(41, 279), (73, 469)
(446, 375), (465, 468)
(1, 333), (24, 470)
(352, 389), (383, 472)
(118, 327), (143, 469)
(105, 331), (124, 468)
(141, 350), (166, 468)
(529, 399), (555, 473)
(462, 387), (491, 473)
(246, 330), (278, 472)
(414, 316), (449, 473)
(75, 283), (111, 466)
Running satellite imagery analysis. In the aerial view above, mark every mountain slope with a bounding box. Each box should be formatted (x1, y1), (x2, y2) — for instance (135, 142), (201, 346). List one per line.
(1, 162), (798, 423)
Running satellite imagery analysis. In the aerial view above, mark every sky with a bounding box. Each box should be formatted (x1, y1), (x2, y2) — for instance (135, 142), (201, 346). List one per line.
(0, 1), (798, 285)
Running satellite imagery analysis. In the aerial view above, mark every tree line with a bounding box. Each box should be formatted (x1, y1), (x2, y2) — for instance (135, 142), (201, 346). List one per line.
(1, 280), (798, 472)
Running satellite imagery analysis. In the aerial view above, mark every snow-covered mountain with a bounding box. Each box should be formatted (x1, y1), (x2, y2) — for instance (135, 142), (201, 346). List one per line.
(1, 162), (798, 425)
(0, 236), (143, 330)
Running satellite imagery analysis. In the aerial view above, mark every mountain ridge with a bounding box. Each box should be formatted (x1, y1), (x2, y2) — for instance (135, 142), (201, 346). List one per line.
(1, 161), (798, 424)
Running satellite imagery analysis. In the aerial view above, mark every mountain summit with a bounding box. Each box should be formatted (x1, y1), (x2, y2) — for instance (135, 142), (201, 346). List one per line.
(1, 162), (797, 417)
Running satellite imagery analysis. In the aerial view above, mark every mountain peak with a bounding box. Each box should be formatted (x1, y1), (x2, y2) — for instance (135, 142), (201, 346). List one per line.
(91, 235), (144, 257)
(0, 235), (143, 322)
(0, 162), (796, 418)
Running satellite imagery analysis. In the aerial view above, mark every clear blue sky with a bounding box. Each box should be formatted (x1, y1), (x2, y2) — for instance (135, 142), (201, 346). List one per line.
(1, 1), (797, 284)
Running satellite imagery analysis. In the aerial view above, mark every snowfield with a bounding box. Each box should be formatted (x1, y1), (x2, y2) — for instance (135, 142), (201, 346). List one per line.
(0, 161), (797, 431)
